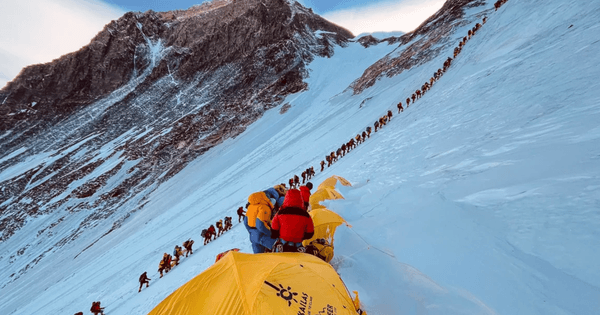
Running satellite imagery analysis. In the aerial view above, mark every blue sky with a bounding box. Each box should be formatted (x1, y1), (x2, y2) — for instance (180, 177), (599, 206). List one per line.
(0, 0), (445, 88)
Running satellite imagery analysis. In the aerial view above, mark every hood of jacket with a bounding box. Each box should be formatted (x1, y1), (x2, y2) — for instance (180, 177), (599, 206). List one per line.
(282, 188), (304, 209)
(248, 191), (273, 207)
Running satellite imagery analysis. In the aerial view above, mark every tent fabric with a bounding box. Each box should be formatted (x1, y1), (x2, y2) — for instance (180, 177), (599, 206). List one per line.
(303, 208), (347, 245)
(148, 252), (359, 315)
(317, 175), (352, 191)
(309, 187), (344, 210)
(215, 248), (240, 263)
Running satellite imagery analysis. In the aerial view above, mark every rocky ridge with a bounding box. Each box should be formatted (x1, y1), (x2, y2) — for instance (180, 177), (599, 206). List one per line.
(351, 0), (488, 93)
(0, 0), (352, 283)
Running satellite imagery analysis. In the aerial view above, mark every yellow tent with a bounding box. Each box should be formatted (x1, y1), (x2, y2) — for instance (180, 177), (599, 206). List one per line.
(317, 175), (352, 191)
(148, 252), (360, 315)
(309, 187), (344, 210)
(303, 208), (348, 245)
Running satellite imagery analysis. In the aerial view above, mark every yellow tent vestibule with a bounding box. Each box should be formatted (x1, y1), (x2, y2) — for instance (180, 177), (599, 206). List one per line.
(304, 208), (348, 245)
(317, 175), (352, 191)
(148, 252), (360, 315)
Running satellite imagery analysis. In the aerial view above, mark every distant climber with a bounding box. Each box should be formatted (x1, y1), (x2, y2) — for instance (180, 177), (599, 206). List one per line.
(90, 301), (105, 315)
(237, 206), (245, 222)
(374, 120), (380, 132)
(158, 254), (168, 278)
(216, 219), (224, 237)
(379, 116), (386, 127)
(207, 225), (216, 240)
(397, 102), (403, 113)
(366, 126), (371, 138)
(494, 0), (501, 10)
(320, 160), (325, 172)
(224, 216), (232, 231)
(202, 225), (215, 245)
(173, 245), (183, 266)
(183, 239), (194, 256)
(163, 253), (173, 271)
(138, 271), (151, 292)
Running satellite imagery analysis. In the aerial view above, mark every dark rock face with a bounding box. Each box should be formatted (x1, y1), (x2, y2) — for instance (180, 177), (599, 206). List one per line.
(351, 0), (486, 94)
(0, 0), (352, 275)
(357, 35), (380, 48)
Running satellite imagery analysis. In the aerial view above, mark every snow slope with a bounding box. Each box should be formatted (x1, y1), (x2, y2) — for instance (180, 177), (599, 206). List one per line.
(1, 0), (600, 314)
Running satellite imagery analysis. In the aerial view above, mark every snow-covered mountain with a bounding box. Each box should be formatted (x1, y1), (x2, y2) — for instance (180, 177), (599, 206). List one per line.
(1, 0), (600, 314)
(0, 0), (351, 244)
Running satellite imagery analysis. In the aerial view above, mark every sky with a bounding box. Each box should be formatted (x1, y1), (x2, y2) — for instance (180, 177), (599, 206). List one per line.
(0, 0), (444, 88)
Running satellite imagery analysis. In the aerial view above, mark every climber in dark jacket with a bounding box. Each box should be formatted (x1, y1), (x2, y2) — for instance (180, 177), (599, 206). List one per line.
(271, 189), (314, 252)
(90, 301), (105, 315)
(138, 271), (151, 292)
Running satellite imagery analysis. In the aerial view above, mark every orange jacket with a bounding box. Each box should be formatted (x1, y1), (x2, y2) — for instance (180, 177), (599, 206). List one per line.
(246, 192), (273, 228)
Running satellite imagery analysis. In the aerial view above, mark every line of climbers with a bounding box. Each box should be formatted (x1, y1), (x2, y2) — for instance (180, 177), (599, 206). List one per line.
(318, 16), (487, 176)
(157, 239), (195, 279)
(76, 10), (498, 315)
(288, 167), (316, 189)
(201, 216), (234, 245)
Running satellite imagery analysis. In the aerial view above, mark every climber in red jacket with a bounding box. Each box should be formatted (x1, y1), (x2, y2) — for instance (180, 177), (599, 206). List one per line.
(299, 182), (313, 211)
(271, 189), (314, 252)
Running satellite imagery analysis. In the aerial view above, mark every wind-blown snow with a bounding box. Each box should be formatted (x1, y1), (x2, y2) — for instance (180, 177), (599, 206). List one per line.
(1, 0), (600, 314)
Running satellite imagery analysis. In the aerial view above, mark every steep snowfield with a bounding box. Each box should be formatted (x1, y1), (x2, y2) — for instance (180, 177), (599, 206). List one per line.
(2, 0), (600, 314)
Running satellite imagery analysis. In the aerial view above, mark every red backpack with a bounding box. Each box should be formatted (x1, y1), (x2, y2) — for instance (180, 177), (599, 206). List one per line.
(90, 302), (99, 312)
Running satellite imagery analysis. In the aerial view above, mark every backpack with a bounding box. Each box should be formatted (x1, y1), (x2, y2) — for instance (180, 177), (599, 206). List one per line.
(305, 238), (334, 263)
(201, 229), (207, 238)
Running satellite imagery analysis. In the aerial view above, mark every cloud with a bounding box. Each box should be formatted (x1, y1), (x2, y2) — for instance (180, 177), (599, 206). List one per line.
(0, 0), (123, 88)
(322, 0), (445, 37)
